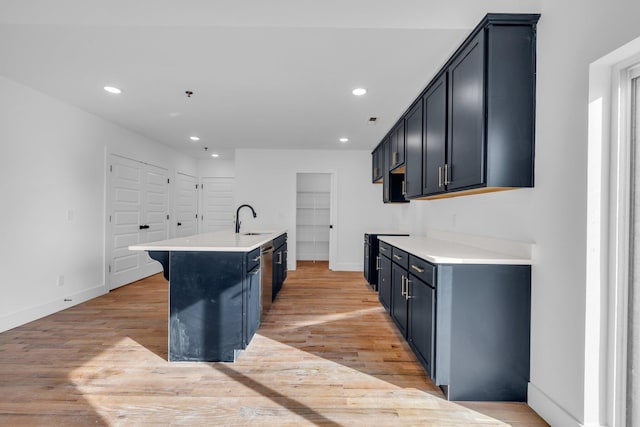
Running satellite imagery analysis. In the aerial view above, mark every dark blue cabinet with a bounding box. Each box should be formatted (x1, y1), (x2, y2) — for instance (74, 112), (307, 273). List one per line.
(272, 233), (287, 301)
(423, 76), (447, 196)
(404, 100), (423, 199)
(382, 138), (407, 204)
(407, 256), (437, 379)
(372, 13), (539, 201)
(391, 262), (408, 337)
(377, 243), (532, 402)
(446, 32), (485, 191)
(378, 245), (392, 311)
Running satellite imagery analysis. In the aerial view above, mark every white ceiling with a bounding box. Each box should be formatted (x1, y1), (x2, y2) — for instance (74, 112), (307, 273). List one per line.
(0, 0), (541, 160)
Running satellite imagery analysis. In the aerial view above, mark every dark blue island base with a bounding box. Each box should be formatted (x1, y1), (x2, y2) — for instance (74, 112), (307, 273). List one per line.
(149, 250), (260, 362)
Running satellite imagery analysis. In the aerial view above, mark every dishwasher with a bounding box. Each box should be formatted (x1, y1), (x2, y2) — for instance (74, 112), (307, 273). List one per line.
(260, 242), (274, 319)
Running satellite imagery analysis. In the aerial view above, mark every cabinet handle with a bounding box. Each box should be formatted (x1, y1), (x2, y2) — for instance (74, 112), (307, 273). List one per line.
(392, 151), (398, 165)
(276, 251), (283, 265)
(438, 166), (443, 188)
(401, 275), (406, 296)
(444, 163), (450, 185)
(411, 264), (425, 273)
(380, 247), (387, 252)
(252, 256), (260, 262)
(249, 268), (260, 276)
(405, 278), (412, 300)
(402, 180), (406, 195)
(393, 254), (402, 260)
(376, 256), (380, 270)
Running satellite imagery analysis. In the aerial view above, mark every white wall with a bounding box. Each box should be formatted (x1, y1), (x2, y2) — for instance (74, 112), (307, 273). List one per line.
(234, 149), (406, 271)
(0, 75), (197, 333)
(198, 158), (236, 178)
(399, 3), (640, 426)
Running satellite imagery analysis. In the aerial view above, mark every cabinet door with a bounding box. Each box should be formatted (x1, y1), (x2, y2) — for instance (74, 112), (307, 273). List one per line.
(246, 267), (261, 344)
(379, 255), (392, 311)
(447, 31), (485, 191)
(423, 75), (447, 196)
(364, 242), (370, 283)
(282, 242), (288, 282)
(391, 121), (405, 170)
(408, 276), (435, 378)
(372, 147), (383, 183)
(391, 263), (408, 337)
(382, 139), (391, 203)
(404, 100), (423, 198)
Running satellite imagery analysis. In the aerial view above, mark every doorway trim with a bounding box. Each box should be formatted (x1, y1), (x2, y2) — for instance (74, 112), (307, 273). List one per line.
(294, 170), (338, 270)
(587, 36), (640, 427)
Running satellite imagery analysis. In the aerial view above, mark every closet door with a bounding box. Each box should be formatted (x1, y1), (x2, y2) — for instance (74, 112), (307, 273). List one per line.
(175, 173), (198, 238)
(201, 177), (235, 233)
(109, 155), (168, 289)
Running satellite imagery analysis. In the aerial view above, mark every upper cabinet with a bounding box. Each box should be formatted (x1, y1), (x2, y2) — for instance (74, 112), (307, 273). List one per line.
(404, 99), (423, 199)
(372, 145), (383, 184)
(390, 121), (406, 173)
(382, 138), (408, 203)
(371, 13), (540, 202)
(423, 75), (447, 196)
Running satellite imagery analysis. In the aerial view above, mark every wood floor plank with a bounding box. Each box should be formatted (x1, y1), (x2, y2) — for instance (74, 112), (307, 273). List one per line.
(0, 261), (549, 426)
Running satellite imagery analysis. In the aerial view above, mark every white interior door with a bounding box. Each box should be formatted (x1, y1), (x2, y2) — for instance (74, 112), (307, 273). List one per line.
(175, 173), (198, 237)
(201, 177), (235, 232)
(109, 155), (168, 289)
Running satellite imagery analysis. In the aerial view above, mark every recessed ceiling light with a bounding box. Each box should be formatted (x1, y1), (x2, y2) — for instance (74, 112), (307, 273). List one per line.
(104, 86), (122, 94)
(352, 88), (367, 96)
(339, 137), (349, 143)
(190, 136), (200, 141)
(211, 153), (219, 158)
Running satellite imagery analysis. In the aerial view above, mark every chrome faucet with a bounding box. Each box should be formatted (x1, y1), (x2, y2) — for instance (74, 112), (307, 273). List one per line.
(235, 204), (257, 234)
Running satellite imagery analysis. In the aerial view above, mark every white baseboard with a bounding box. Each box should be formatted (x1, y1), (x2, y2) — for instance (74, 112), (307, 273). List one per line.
(0, 284), (107, 333)
(528, 382), (588, 427)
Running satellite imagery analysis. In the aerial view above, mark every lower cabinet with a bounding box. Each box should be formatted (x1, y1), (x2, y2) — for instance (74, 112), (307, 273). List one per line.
(391, 262), (408, 337)
(377, 242), (532, 402)
(407, 271), (436, 379)
(378, 253), (392, 311)
(272, 234), (288, 301)
(245, 265), (261, 344)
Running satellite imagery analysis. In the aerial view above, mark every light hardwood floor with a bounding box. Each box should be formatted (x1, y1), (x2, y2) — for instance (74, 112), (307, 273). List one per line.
(0, 261), (549, 426)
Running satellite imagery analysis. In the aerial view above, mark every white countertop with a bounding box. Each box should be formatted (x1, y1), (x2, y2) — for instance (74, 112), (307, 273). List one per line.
(379, 234), (533, 265)
(129, 229), (287, 252)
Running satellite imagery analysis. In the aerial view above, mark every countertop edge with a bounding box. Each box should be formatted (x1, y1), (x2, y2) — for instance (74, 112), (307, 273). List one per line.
(129, 229), (287, 252)
(379, 235), (534, 265)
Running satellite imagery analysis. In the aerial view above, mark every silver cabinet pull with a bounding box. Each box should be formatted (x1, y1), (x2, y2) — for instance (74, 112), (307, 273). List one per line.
(405, 278), (412, 300)
(411, 265), (425, 273)
(276, 251), (283, 265)
(252, 256), (260, 262)
(402, 180), (406, 195)
(249, 268), (260, 276)
(401, 275), (406, 296)
(376, 256), (380, 270)
(438, 166), (443, 188)
(380, 247), (387, 252)
(444, 163), (450, 185)
(393, 254), (402, 260)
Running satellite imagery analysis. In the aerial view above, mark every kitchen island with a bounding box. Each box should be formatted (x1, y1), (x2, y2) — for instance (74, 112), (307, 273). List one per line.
(130, 229), (287, 362)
